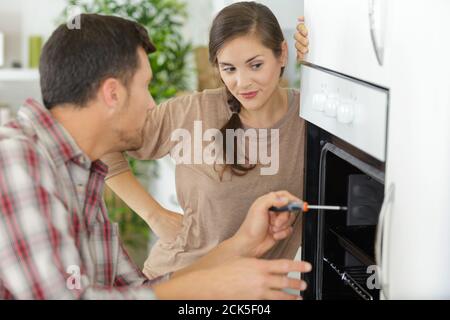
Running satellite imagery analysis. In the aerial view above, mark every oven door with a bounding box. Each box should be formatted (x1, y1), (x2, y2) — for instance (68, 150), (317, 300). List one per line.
(299, 64), (388, 300)
(303, 136), (385, 300)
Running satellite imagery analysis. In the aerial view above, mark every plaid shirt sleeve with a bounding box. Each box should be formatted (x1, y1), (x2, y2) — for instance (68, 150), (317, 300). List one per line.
(0, 137), (160, 300)
(113, 241), (171, 286)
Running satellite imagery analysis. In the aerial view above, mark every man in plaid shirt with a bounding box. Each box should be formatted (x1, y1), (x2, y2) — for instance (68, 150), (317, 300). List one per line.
(0, 14), (311, 299)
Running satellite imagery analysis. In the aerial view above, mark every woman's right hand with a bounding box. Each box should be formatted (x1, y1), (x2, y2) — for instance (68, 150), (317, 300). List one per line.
(105, 170), (183, 242)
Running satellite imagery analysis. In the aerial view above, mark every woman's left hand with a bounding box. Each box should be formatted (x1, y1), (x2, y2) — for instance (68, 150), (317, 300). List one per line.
(233, 190), (300, 258)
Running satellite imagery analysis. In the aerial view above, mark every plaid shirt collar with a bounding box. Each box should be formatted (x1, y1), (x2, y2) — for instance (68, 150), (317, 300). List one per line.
(19, 99), (108, 176)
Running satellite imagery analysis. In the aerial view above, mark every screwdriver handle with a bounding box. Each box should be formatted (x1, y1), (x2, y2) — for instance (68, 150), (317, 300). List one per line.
(269, 201), (309, 212)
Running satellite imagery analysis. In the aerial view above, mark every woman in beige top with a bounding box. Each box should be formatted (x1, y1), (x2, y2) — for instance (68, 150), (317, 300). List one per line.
(102, 2), (310, 279)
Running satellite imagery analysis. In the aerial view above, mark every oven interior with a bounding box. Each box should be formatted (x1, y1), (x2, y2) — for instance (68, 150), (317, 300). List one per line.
(319, 148), (384, 300)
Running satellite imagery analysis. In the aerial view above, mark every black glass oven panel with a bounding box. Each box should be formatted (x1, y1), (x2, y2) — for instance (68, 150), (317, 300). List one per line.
(321, 149), (383, 300)
(347, 174), (384, 226)
(301, 123), (385, 300)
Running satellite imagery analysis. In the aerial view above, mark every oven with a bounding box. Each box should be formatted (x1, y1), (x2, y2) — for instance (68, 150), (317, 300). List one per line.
(299, 63), (389, 300)
(299, 0), (450, 299)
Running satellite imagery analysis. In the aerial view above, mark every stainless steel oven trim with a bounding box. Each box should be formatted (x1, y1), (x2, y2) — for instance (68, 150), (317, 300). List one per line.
(300, 61), (389, 91)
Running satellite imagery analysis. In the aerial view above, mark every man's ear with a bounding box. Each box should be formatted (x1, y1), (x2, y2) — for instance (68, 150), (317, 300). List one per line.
(100, 78), (122, 108)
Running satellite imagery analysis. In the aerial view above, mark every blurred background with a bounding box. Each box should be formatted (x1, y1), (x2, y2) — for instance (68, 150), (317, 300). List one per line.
(0, 0), (304, 267)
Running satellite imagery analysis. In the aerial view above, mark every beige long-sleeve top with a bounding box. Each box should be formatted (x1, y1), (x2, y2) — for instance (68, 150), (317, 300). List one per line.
(102, 87), (305, 279)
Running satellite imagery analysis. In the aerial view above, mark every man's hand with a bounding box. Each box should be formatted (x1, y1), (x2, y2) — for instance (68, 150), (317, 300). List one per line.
(170, 190), (309, 292)
(233, 191), (301, 258)
(153, 257), (312, 300)
(295, 16), (309, 61)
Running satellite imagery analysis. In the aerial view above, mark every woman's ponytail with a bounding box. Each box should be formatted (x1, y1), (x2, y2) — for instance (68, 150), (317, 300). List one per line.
(219, 88), (256, 176)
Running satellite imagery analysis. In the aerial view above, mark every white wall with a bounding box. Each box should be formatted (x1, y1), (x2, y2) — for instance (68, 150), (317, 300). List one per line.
(20, 0), (66, 68)
(0, 0), (64, 68)
(0, 0), (24, 68)
(213, 0), (304, 30)
(0, 0), (64, 110)
(183, 0), (215, 47)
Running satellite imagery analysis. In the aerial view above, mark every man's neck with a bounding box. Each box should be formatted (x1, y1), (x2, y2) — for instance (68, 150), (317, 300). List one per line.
(50, 103), (109, 161)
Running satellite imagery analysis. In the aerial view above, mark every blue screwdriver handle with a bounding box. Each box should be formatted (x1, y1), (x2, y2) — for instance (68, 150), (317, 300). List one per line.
(269, 202), (305, 212)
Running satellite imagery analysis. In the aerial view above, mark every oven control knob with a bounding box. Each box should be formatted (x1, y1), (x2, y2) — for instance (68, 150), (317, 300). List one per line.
(312, 93), (327, 111)
(337, 101), (355, 124)
(324, 94), (339, 117)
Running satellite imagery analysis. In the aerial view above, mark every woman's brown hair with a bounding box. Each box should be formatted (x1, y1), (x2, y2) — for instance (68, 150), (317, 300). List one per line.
(208, 1), (285, 176)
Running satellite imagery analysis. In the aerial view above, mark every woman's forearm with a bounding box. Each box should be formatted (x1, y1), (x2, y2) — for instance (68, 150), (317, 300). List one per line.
(106, 170), (166, 226)
(105, 170), (184, 242)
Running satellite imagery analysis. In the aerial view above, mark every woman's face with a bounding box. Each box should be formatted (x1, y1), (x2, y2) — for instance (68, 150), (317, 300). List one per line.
(216, 33), (287, 112)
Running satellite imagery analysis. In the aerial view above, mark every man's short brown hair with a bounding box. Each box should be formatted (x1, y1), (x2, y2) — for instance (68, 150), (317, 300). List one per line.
(39, 14), (156, 109)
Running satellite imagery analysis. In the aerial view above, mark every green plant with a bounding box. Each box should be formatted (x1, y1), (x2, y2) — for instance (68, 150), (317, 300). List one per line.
(60, 0), (192, 267)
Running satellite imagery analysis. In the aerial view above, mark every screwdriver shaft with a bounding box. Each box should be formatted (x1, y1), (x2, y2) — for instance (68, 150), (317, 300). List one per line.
(308, 205), (347, 211)
(269, 203), (348, 212)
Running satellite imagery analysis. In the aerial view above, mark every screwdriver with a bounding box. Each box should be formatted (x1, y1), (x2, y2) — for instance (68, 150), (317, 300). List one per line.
(269, 201), (348, 212)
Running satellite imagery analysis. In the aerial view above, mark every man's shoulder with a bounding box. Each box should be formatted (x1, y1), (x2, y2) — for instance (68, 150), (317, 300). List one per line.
(0, 122), (48, 171)
(0, 121), (38, 151)
(0, 126), (60, 202)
